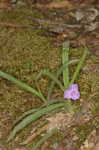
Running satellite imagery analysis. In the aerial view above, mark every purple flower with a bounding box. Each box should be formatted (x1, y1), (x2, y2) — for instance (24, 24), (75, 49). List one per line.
(64, 84), (80, 100)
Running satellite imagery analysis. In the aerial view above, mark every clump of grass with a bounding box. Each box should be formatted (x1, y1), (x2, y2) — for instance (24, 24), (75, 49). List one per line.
(0, 42), (88, 146)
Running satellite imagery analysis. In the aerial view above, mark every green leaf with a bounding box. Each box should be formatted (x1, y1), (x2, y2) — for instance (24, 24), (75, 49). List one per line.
(7, 103), (64, 142)
(0, 71), (46, 103)
(70, 47), (88, 85)
(14, 98), (66, 126)
(62, 41), (70, 88)
(36, 69), (64, 91)
(47, 59), (78, 99)
(33, 128), (57, 150)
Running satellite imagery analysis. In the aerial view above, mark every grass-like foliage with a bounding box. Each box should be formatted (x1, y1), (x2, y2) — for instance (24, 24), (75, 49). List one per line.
(33, 128), (58, 150)
(7, 103), (64, 142)
(0, 71), (46, 103)
(0, 42), (88, 144)
(62, 41), (69, 88)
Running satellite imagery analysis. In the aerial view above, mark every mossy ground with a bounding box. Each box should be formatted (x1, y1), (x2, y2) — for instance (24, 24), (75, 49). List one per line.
(0, 7), (99, 150)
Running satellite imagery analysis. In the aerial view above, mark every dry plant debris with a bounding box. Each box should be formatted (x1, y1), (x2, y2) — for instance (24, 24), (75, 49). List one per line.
(21, 124), (48, 145)
(80, 128), (99, 150)
(46, 112), (74, 131)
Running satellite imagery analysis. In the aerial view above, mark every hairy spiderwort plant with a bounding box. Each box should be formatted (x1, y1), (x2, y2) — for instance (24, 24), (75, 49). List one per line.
(0, 42), (88, 143)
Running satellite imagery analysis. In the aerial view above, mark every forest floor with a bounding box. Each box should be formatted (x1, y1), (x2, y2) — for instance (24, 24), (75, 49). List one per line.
(0, 1), (99, 150)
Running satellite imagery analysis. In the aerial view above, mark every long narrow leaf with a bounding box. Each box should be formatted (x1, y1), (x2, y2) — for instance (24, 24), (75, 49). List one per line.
(7, 103), (64, 142)
(33, 128), (57, 150)
(35, 79), (47, 103)
(13, 107), (40, 126)
(0, 71), (46, 102)
(62, 41), (70, 88)
(14, 99), (66, 126)
(47, 59), (78, 99)
(70, 47), (88, 85)
(36, 69), (64, 91)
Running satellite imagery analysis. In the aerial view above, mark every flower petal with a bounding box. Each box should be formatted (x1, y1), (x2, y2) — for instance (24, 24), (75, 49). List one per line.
(64, 84), (80, 100)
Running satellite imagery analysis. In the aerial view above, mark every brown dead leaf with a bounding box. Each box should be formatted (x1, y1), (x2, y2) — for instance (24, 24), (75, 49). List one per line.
(45, 1), (73, 9)
(0, 0), (11, 9)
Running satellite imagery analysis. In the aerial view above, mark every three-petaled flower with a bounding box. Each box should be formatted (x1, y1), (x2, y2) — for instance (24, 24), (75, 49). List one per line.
(64, 84), (80, 100)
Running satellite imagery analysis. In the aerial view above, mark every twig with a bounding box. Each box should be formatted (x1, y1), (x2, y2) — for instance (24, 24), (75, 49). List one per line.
(28, 17), (81, 28)
(0, 22), (31, 28)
